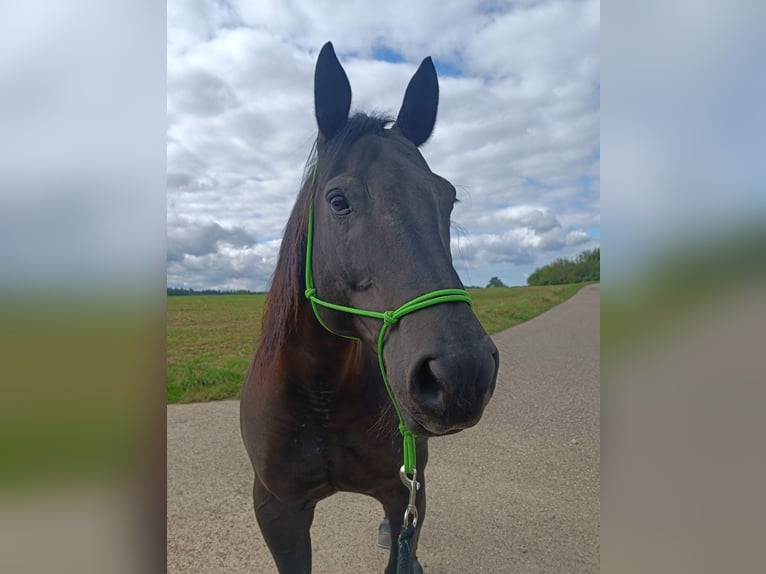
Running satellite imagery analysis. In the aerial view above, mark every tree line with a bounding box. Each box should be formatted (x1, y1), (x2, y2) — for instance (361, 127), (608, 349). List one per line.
(526, 248), (600, 286)
(167, 287), (260, 296)
(484, 248), (600, 288)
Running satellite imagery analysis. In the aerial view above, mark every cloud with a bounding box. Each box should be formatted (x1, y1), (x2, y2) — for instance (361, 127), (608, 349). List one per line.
(168, 70), (239, 117)
(166, 235), (281, 292)
(452, 204), (591, 271)
(476, 205), (562, 233)
(167, 219), (255, 263)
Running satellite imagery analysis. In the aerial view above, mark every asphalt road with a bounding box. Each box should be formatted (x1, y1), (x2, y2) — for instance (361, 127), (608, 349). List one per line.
(168, 284), (599, 573)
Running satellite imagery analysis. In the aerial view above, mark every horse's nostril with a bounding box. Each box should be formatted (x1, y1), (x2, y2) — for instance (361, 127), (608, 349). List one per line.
(411, 358), (446, 417)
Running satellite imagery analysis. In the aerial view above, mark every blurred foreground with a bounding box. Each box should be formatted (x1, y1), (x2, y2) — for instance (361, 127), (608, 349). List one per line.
(602, 1), (766, 570)
(0, 2), (165, 572)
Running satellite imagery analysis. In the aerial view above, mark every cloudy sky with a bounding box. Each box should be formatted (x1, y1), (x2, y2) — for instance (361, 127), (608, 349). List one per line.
(167, 0), (600, 291)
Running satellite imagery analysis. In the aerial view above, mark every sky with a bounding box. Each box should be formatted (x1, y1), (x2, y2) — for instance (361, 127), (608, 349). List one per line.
(167, 0), (600, 291)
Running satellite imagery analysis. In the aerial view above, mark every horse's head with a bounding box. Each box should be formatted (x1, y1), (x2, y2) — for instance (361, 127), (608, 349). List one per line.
(307, 42), (498, 436)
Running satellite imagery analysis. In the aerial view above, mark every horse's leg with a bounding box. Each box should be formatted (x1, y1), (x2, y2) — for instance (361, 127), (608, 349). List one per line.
(253, 476), (315, 574)
(379, 475), (426, 574)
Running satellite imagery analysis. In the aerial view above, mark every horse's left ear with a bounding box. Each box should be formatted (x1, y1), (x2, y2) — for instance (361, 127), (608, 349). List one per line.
(396, 57), (439, 147)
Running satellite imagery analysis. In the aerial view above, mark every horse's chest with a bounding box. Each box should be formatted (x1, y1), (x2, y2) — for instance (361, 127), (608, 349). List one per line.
(261, 402), (397, 500)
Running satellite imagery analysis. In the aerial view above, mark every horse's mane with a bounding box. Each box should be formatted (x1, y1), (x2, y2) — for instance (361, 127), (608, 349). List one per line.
(254, 113), (393, 372)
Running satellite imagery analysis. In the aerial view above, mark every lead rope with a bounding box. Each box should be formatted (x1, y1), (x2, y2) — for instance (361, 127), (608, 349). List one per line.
(304, 164), (472, 572)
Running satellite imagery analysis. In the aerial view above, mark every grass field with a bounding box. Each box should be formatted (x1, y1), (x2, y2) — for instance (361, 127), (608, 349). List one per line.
(167, 283), (590, 403)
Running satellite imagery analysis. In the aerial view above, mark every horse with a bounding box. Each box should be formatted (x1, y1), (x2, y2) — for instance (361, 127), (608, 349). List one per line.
(240, 42), (499, 574)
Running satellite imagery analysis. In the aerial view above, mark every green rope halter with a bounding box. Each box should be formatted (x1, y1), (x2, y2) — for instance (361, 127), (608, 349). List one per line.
(303, 164), (472, 475)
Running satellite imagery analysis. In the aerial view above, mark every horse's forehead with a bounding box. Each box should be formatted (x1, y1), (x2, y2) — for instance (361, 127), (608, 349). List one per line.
(345, 134), (429, 182)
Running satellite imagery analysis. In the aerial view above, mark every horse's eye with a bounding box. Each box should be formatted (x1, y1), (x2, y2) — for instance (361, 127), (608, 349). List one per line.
(327, 191), (351, 215)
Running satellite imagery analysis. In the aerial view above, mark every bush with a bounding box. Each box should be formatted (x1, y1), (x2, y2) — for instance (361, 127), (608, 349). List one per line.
(527, 248), (600, 286)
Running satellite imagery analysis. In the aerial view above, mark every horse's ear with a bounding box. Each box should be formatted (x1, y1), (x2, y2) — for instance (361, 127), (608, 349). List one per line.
(314, 42), (351, 142)
(396, 57), (439, 147)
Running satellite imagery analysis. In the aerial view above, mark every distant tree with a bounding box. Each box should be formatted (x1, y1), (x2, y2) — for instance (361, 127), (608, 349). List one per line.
(486, 276), (507, 288)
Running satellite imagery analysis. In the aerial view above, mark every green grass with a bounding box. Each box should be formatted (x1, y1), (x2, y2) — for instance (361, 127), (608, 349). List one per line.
(469, 283), (588, 335)
(166, 283), (591, 403)
(166, 294), (265, 404)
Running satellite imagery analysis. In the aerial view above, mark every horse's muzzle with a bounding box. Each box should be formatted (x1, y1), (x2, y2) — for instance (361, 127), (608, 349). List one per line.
(406, 337), (499, 435)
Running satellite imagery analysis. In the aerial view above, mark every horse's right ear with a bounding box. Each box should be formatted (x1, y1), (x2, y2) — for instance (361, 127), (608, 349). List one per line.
(314, 42), (351, 142)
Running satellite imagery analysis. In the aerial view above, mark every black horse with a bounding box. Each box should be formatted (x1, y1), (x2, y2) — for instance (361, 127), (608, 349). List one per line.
(240, 42), (499, 574)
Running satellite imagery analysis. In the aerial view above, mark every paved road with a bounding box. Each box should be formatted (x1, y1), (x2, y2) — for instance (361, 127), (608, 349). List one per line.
(168, 284), (599, 573)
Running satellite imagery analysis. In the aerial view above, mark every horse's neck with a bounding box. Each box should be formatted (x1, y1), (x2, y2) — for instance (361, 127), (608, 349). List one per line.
(281, 303), (371, 389)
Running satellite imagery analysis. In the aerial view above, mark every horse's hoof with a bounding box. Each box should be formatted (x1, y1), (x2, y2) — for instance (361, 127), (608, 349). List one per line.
(377, 517), (391, 549)
(412, 558), (423, 574)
